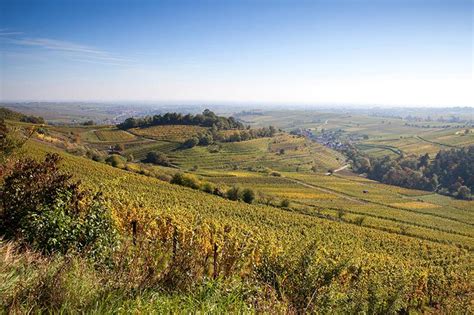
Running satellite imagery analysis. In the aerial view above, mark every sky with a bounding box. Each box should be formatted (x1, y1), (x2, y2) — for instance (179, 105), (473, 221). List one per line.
(0, 0), (472, 106)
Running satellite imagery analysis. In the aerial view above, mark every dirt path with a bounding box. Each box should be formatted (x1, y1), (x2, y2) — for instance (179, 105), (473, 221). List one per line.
(325, 164), (350, 175)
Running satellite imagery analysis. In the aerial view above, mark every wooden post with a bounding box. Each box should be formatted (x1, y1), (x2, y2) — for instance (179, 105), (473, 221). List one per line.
(213, 243), (218, 279)
(131, 220), (137, 245)
(172, 227), (178, 259)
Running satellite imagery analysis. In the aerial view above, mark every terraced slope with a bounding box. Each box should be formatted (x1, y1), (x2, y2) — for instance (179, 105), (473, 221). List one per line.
(166, 135), (343, 172)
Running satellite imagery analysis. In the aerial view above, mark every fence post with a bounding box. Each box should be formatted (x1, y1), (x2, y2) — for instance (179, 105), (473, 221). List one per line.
(172, 226), (178, 259)
(213, 243), (218, 279)
(131, 220), (137, 245)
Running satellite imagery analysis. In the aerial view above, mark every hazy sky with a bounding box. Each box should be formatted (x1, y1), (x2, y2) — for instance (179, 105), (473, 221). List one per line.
(0, 0), (472, 106)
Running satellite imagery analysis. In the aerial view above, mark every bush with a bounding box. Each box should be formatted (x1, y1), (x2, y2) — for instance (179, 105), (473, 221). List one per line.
(156, 173), (172, 182)
(114, 143), (125, 152)
(0, 154), (118, 259)
(241, 188), (255, 204)
(280, 199), (290, 208)
(201, 182), (215, 194)
(105, 154), (125, 167)
(182, 137), (199, 149)
(226, 186), (240, 201)
(171, 173), (201, 189)
(144, 151), (171, 166)
(353, 216), (365, 226)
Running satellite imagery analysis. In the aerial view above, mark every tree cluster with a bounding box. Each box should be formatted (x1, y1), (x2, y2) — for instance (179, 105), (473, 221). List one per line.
(345, 145), (473, 200)
(144, 151), (172, 167)
(182, 126), (277, 148)
(118, 109), (244, 130)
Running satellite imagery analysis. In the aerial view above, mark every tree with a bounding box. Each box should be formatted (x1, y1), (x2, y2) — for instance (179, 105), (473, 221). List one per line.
(241, 188), (255, 204)
(198, 133), (213, 146)
(226, 186), (240, 201)
(457, 186), (471, 200)
(418, 153), (430, 168)
(182, 137), (199, 148)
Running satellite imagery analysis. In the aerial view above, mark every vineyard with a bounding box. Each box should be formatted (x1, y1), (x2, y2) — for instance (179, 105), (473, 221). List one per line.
(2, 111), (473, 313)
(92, 129), (136, 142)
(2, 1), (473, 311)
(166, 135), (342, 172)
(130, 125), (208, 141)
(10, 139), (472, 313)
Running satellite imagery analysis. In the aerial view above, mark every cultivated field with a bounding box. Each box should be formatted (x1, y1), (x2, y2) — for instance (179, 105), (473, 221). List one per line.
(21, 139), (473, 312)
(130, 125), (208, 141)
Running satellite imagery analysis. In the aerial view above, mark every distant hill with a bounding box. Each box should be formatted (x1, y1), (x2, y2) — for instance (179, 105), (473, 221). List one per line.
(0, 106), (45, 124)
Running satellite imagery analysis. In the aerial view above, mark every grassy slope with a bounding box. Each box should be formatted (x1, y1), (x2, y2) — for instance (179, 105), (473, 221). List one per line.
(20, 120), (474, 250)
(24, 140), (472, 268)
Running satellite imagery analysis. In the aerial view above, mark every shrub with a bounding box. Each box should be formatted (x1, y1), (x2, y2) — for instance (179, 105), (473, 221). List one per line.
(201, 182), (215, 194)
(114, 143), (125, 152)
(213, 187), (226, 197)
(337, 209), (346, 220)
(0, 154), (118, 259)
(156, 173), (172, 182)
(280, 199), (290, 208)
(353, 216), (365, 226)
(241, 188), (255, 204)
(105, 154), (125, 167)
(182, 137), (199, 149)
(144, 151), (171, 166)
(198, 133), (213, 146)
(171, 173), (201, 189)
(226, 186), (241, 201)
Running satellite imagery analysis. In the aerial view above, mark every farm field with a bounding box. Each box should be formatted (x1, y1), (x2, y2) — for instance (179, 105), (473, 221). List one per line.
(87, 128), (137, 142)
(130, 125), (208, 141)
(167, 135), (343, 172)
(235, 110), (474, 157)
(3, 108), (473, 313)
(2, 1), (473, 312)
(203, 170), (474, 249)
(20, 140), (473, 310)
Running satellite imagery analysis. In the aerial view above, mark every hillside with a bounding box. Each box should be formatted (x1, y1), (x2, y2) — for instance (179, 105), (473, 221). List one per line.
(0, 106), (45, 124)
(4, 135), (470, 312)
(2, 115), (473, 313)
